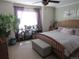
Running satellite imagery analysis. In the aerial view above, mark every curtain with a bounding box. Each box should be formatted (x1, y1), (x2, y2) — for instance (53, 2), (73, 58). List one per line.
(14, 6), (24, 16)
(34, 8), (42, 32)
(14, 6), (42, 32)
(14, 6), (24, 41)
(14, 6), (24, 29)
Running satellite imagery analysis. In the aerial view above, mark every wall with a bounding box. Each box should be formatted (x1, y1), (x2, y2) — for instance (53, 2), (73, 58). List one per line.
(13, 3), (41, 9)
(0, 1), (41, 14)
(41, 6), (55, 32)
(0, 1), (14, 15)
(55, 3), (79, 21)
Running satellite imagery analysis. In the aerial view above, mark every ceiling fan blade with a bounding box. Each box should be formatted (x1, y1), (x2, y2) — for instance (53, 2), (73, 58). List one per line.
(49, 0), (60, 3)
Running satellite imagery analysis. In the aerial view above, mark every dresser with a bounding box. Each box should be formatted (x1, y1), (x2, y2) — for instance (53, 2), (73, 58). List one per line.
(0, 37), (9, 59)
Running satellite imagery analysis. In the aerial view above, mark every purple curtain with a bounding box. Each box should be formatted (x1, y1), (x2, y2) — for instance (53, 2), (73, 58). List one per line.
(14, 6), (24, 28)
(14, 6), (42, 31)
(14, 6), (24, 17)
(14, 6), (24, 41)
(34, 8), (42, 32)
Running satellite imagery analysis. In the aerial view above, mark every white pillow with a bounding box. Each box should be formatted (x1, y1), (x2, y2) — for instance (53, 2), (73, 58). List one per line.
(60, 28), (74, 35)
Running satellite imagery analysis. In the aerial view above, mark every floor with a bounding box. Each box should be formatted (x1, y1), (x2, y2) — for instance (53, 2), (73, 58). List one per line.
(8, 40), (58, 59)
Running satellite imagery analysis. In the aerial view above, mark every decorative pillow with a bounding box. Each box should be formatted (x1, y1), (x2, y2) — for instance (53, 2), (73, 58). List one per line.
(60, 28), (74, 35)
(74, 29), (79, 36)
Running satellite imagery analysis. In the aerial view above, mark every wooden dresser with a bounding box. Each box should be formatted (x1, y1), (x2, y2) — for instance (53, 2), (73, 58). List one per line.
(0, 37), (9, 59)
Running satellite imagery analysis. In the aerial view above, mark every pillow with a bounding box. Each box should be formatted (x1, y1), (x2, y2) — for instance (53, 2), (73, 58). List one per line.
(60, 28), (74, 35)
(74, 29), (79, 36)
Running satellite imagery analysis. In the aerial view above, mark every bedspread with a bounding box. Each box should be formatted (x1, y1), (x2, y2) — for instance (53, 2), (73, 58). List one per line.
(41, 30), (79, 56)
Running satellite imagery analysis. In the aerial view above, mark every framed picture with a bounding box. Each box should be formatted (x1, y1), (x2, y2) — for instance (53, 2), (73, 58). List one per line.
(69, 9), (76, 17)
(64, 10), (70, 17)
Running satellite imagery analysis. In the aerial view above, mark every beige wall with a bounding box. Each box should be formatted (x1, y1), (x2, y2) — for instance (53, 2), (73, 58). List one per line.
(41, 6), (55, 32)
(0, 1), (41, 15)
(55, 3), (79, 21)
(14, 3), (41, 9)
(0, 1), (14, 15)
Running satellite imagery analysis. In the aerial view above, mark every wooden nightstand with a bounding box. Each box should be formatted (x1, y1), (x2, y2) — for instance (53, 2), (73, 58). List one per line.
(49, 28), (54, 31)
(48, 26), (54, 31)
(32, 30), (42, 39)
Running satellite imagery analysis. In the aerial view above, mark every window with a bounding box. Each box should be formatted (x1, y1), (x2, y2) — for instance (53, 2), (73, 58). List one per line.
(17, 10), (37, 29)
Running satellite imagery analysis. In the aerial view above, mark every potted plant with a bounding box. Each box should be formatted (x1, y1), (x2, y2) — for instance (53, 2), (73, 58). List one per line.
(0, 14), (16, 38)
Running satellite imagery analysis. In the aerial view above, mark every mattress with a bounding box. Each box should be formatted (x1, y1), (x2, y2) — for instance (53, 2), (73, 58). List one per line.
(41, 30), (79, 56)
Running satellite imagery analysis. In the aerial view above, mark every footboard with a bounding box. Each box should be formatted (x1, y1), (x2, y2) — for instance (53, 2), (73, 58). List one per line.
(33, 34), (65, 59)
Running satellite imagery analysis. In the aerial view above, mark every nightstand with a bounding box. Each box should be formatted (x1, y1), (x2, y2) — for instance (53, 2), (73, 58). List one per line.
(48, 26), (54, 31)
(32, 30), (42, 39)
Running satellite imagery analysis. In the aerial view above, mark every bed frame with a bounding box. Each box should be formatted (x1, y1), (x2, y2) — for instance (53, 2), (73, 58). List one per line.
(33, 19), (79, 59)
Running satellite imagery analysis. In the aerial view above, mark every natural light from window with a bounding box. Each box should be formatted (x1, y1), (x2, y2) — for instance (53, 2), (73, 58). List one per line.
(17, 10), (37, 29)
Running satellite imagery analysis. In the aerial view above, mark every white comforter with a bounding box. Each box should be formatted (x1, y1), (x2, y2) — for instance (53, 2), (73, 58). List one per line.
(41, 30), (79, 56)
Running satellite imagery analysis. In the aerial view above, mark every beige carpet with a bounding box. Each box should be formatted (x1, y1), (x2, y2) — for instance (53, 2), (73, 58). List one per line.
(8, 40), (58, 59)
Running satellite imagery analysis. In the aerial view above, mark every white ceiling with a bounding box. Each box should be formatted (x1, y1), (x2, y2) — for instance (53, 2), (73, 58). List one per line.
(3, 0), (79, 7)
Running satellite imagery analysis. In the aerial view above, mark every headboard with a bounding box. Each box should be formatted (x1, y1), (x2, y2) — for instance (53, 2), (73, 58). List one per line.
(56, 19), (79, 28)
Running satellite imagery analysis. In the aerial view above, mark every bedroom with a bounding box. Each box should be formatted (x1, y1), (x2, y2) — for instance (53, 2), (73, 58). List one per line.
(0, 0), (79, 59)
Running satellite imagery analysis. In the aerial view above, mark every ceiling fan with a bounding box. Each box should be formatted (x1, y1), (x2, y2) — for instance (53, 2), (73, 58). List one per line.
(34, 0), (60, 5)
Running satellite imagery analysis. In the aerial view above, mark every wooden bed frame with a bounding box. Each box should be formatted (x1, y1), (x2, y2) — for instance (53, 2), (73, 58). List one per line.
(33, 20), (79, 59)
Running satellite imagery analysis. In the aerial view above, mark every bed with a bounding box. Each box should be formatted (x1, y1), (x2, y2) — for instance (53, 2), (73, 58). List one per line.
(33, 20), (79, 59)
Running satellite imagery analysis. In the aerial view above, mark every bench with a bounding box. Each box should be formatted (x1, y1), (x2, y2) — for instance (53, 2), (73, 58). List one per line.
(32, 39), (52, 57)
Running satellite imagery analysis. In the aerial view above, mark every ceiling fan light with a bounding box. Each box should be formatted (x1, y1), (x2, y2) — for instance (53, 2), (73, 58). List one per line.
(42, 1), (48, 5)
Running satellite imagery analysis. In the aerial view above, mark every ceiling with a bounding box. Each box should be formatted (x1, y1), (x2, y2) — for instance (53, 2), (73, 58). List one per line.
(3, 0), (79, 7)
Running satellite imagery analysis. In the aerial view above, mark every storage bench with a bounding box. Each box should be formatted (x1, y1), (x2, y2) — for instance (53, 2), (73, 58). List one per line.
(32, 39), (52, 57)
